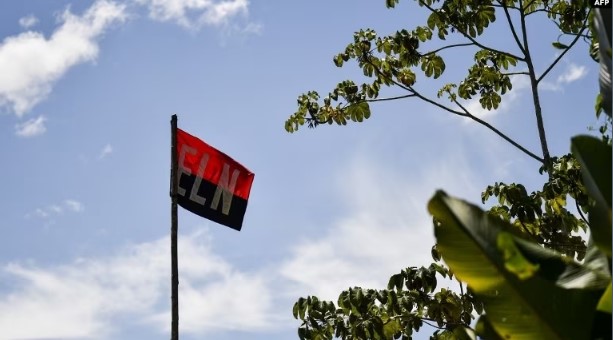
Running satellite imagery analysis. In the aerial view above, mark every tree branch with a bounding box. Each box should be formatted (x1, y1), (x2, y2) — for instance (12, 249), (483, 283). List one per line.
(451, 96), (545, 163)
(575, 200), (590, 227)
(419, 1), (525, 61)
(520, 0), (552, 170)
(492, 3), (520, 11)
(422, 319), (447, 330)
(522, 0), (538, 11)
(537, 20), (589, 83)
(501, 71), (530, 76)
(361, 56), (468, 117)
(362, 54), (543, 163)
(422, 43), (475, 56)
(407, 87), (468, 117)
(499, 0), (527, 55)
(366, 94), (416, 102)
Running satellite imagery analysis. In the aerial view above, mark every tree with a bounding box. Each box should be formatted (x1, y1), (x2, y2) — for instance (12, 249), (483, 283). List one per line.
(285, 1), (611, 339)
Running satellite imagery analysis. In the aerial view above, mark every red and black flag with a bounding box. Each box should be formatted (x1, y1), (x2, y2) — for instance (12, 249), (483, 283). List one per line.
(175, 128), (254, 231)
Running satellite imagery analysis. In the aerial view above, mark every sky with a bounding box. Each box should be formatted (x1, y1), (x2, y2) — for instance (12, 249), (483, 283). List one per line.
(0, 1), (603, 339)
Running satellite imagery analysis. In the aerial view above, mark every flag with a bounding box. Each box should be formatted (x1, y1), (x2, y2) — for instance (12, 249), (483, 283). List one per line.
(175, 128), (254, 231)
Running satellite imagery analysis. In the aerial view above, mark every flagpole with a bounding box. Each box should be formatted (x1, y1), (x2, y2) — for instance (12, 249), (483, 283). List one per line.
(170, 114), (179, 340)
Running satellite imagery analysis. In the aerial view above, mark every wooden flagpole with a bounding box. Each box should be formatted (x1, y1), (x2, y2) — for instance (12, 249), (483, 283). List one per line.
(170, 114), (179, 340)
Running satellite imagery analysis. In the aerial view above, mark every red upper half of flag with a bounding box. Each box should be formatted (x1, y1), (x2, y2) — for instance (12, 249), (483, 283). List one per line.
(177, 128), (254, 200)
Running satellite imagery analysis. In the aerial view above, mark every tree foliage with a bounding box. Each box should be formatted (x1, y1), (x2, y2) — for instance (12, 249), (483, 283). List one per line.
(286, 0), (611, 339)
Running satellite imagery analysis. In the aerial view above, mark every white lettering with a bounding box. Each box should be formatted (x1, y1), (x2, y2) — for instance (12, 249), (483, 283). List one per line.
(210, 163), (240, 215)
(177, 145), (196, 197)
(189, 153), (209, 205)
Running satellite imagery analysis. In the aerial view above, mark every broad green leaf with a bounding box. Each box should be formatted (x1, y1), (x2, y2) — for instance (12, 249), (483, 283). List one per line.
(428, 191), (603, 340)
(346, 102), (371, 122)
(597, 283), (612, 313)
(497, 232), (540, 280)
(475, 315), (504, 340)
(571, 136), (612, 256)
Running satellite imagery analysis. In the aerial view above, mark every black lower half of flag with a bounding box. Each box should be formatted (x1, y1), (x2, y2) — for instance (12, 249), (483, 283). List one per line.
(177, 173), (248, 231)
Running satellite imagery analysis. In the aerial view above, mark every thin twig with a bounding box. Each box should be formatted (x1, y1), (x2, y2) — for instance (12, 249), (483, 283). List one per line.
(575, 200), (590, 227)
(538, 19), (589, 83)
(366, 94), (416, 102)
(362, 54), (543, 163)
(422, 319), (447, 330)
(492, 3), (520, 11)
(498, 0), (526, 55)
(522, 0), (538, 11)
(422, 43), (475, 56)
(361, 56), (468, 117)
(501, 71), (530, 76)
(452, 97), (545, 163)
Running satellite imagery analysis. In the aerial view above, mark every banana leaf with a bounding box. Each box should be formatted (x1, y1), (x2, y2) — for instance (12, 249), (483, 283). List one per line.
(429, 191), (607, 340)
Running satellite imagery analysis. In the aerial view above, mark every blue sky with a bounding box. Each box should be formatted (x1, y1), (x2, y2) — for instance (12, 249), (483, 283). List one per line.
(0, 1), (602, 339)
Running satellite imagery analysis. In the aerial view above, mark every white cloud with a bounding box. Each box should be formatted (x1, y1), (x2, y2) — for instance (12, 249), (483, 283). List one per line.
(279, 150), (482, 301)
(241, 21), (263, 35)
(540, 63), (589, 91)
(48, 205), (64, 214)
(0, 231), (274, 338)
(26, 199), (84, 220)
(0, 0), (126, 116)
(135, 0), (251, 29)
(34, 208), (49, 218)
(98, 143), (113, 159)
(557, 63), (588, 84)
(15, 115), (47, 137)
(18, 14), (39, 29)
(64, 199), (84, 212)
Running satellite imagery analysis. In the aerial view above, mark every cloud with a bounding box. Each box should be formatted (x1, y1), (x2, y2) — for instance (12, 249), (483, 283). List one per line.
(15, 115), (47, 137)
(135, 0), (252, 29)
(279, 150), (482, 301)
(18, 14), (39, 29)
(65, 199), (84, 212)
(0, 231), (275, 338)
(540, 63), (589, 91)
(98, 143), (113, 159)
(557, 63), (588, 84)
(0, 0), (126, 116)
(25, 199), (84, 219)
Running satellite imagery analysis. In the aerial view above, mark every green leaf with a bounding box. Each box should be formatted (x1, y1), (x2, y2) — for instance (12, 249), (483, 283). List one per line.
(571, 136), (612, 256)
(346, 102), (371, 122)
(595, 93), (604, 118)
(552, 42), (569, 50)
(293, 300), (299, 319)
(428, 191), (604, 340)
(475, 315), (504, 340)
(497, 232), (540, 280)
(597, 283), (612, 313)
